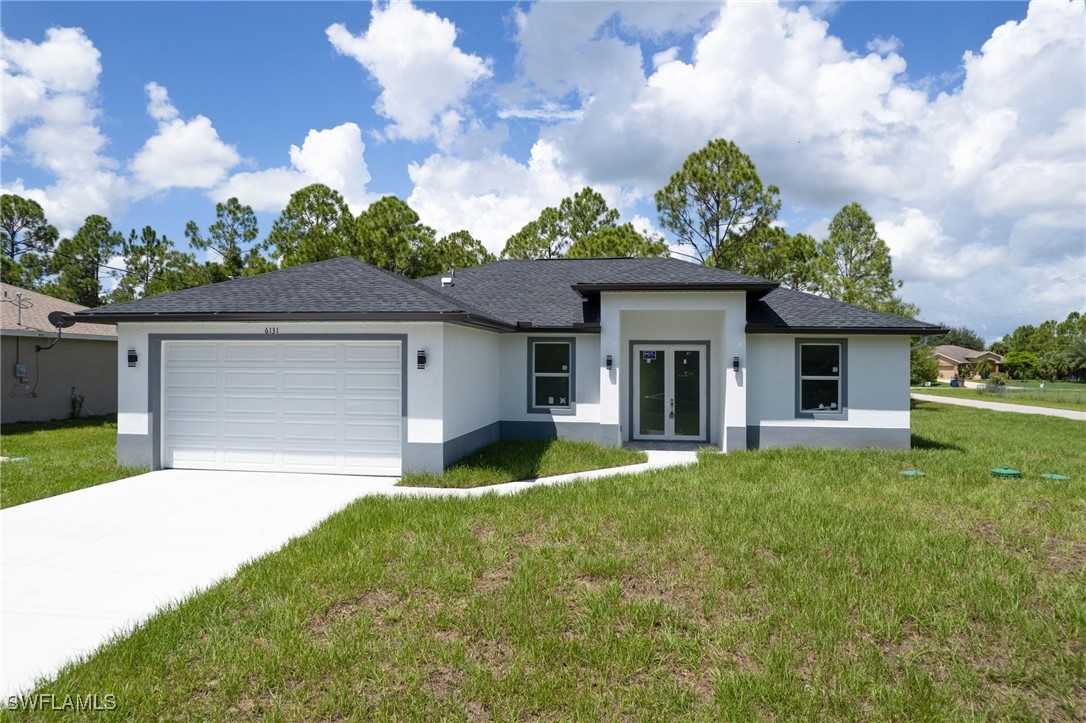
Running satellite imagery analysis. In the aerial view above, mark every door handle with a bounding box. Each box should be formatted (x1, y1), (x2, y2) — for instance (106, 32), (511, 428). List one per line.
(669, 398), (675, 419)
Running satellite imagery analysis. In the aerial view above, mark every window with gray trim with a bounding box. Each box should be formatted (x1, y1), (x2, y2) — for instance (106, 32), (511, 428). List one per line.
(797, 341), (845, 416)
(530, 339), (573, 411)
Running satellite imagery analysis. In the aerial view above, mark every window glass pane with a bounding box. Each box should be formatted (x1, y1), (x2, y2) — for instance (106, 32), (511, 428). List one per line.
(638, 349), (666, 435)
(535, 343), (570, 374)
(801, 345), (840, 377)
(801, 379), (840, 411)
(673, 350), (701, 436)
(534, 376), (570, 407)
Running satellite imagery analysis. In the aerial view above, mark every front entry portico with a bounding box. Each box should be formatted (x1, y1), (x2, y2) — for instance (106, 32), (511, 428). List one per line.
(631, 343), (709, 442)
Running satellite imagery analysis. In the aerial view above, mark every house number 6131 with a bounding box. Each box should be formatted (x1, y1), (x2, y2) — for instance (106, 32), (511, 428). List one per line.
(264, 327), (279, 335)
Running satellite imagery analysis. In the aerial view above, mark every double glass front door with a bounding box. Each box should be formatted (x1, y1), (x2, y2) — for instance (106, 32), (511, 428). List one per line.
(632, 344), (707, 441)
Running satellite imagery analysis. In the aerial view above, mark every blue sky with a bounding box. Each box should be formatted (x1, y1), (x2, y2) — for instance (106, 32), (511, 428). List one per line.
(2, 1), (1083, 339)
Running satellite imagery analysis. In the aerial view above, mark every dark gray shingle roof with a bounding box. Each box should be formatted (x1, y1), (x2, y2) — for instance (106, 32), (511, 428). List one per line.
(77, 257), (507, 324)
(76, 256), (943, 335)
(746, 287), (945, 334)
(418, 257), (772, 328)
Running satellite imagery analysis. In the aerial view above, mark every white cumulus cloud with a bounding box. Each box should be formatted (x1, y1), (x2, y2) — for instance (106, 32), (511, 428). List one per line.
(407, 140), (624, 254)
(0, 27), (128, 232)
(130, 82), (241, 192)
(326, 1), (491, 144)
(213, 122), (373, 213)
(494, 0), (1084, 333)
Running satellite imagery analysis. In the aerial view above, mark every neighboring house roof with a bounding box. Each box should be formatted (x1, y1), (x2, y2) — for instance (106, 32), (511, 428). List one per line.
(932, 345), (1004, 364)
(1, 283), (117, 340)
(746, 287), (946, 335)
(72, 256), (945, 336)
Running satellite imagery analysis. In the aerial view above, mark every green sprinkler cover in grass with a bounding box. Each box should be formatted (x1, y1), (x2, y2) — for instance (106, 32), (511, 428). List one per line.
(991, 468), (1021, 478)
(1040, 474), (1071, 481)
(900, 470), (927, 477)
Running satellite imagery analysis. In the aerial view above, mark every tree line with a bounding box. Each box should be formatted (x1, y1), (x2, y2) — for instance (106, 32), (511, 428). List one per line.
(3, 137), (911, 314)
(913, 314), (1086, 382)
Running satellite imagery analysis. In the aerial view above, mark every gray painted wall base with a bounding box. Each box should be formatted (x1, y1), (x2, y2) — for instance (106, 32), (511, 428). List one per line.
(443, 422), (500, 467)
(747, 425), (909, 450)
(725, 426), (746, 452)
(402, 442), (444, 474)
(117, 433), (152, 468)
(499, 420), (602, 444)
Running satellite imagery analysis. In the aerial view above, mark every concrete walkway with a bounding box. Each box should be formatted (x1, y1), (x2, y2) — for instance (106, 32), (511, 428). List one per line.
(911, 393), (1086, 421)
(0, 450), (695, 697)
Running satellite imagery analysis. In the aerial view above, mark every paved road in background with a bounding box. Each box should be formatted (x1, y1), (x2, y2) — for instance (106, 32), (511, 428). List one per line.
(911, 393), (1086, 421)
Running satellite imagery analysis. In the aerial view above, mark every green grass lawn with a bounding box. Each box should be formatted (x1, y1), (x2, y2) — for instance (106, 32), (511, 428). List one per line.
(913, 383), (1086, 412)
(0, 415), (147, 509)
(399, 438), (648, 488)
(8, 402), (1085, 720)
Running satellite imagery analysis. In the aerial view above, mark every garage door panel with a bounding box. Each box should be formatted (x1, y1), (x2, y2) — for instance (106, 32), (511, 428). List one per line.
(345, 344), (400, 364)
(224, 370), (277, 389)
(166, 370), (217, 389)
(223, 345), (278, 363)
(282, 370), (338, 390)
(344, 371), (401, 390)
(166, 344), (218, 363)
(166, 419), (218, 438)
(163, 340), (402, 476)
(281, 420), (340, 440)
(222, 448), (278, 466)
(281, 450), (340, 469)
(281, 396), (338, 416)
(165, 394), (218, 414)
(344, 422), (401, 442)
(344, 398), (401, 416)
(223, 419), (277, 440)
(224, 395), (277, 414)
(169, 448), (219, 465)
(282, 344), (339, 363)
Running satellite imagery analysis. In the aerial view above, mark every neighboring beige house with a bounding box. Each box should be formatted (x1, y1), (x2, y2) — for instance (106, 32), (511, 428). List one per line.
(932, 344), (1004, 382)
(1, 283), (118, 424)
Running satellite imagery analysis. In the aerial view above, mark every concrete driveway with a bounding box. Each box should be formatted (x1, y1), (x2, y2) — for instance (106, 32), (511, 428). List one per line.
(1, 469), (391, 696)
(1, 450), (696, 696)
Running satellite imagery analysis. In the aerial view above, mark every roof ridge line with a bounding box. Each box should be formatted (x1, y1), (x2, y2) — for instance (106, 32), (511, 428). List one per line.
(365, 262), (513, 325)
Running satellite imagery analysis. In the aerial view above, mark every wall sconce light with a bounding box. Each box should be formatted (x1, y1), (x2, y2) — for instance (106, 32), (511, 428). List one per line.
(732, 356), (740, 371)
(605, 354), (613, 371)
(128, 349), (138, 368)
(417, 349), (427, 369)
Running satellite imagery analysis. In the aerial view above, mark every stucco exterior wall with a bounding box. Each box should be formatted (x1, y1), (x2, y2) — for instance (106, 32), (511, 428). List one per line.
(441, 324), (501, 462)
(746, 334), (911, 449)
(497, 333), (602, 442)
(599, 291), (748, 450)
(114, 321), (446, 471)
(1, 335), (117, 424)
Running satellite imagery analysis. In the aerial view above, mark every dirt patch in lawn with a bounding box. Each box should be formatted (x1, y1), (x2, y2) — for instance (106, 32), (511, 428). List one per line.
(474, 561), (513, 594)
(1043, 535), (1086, 574)
(307, 589), (398, 642)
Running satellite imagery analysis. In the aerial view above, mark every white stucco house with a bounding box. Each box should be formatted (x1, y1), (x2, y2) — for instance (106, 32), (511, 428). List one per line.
(70, 257), (944, 476)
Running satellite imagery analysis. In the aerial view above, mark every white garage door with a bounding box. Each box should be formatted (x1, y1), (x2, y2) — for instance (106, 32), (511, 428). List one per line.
(162, 340), (402, 476)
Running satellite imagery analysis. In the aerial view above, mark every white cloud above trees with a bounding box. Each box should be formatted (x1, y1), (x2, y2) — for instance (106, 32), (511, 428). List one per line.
(0, 27), (128, 232)
(326, 1), (492, 144)
(130, 82), (241, 192)
(0, 1), (1081, 336)
(213, 123), (374, 214)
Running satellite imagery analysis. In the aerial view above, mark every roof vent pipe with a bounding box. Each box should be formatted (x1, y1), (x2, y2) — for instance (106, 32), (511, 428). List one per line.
(441, 268), (455, 287)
